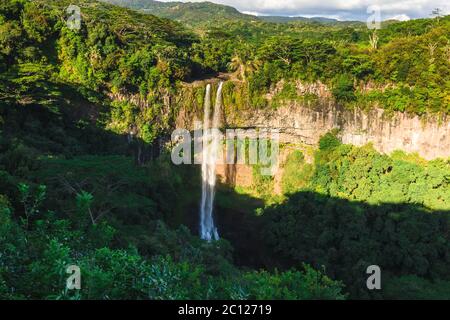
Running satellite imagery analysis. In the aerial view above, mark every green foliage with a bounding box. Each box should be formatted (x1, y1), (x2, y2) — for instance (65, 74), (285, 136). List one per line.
(252, 165), (274, 199)
(311, 144), (450, 210)
(263, 143), (450, 298)
(77, 250), (205, 300)
(0, 189), (346, 299)
(281, 150), (313, 194)
(191, 35), (235, 73)
(263, 189), (449, 298)
(318, 131), (341, 151)
(332, 74), (356, 102)
(18, 183), (46, 227)
(0, 0), (197, 144)
(384, 275), (450, 300)
(1, 0), (449, 301)
(241, 265), (346, 300)
(104, 0), (255, 27)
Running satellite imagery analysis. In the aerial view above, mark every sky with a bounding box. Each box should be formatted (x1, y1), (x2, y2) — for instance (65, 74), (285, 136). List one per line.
(159, 0), (450, 21)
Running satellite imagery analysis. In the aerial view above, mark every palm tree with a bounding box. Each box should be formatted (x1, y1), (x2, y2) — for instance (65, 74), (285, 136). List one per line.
(444, 40), (450, 63)
(369, 30), (379, 51)
(229, 53), (246, 81)
(228, 42), (261, 82)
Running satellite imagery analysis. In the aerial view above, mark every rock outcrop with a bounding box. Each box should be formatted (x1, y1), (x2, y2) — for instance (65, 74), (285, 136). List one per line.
(175, 80), (450, 161)
(234, 103), (450, 160)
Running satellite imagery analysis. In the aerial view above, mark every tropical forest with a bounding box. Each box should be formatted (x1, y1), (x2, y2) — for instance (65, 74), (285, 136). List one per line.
(0, 0), (449, 300)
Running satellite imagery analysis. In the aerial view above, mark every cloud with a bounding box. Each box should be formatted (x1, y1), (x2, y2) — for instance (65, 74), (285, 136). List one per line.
(241, 11), (267, 16)
(159, 0), (450, 21)
(388, 14), (411, 21)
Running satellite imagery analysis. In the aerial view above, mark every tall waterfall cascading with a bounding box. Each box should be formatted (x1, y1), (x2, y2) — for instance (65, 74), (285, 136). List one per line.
(200, 82), (223, 241)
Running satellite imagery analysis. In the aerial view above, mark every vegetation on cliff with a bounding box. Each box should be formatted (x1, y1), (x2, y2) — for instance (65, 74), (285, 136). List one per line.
(262, 136), (450, 298)
(108, 0), (450, 114)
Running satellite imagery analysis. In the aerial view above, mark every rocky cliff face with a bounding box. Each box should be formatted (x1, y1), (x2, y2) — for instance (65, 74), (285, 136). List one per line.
(176, 81), (450, 160)
(234, 102), (450, 160)
(174, 80), (450, 194)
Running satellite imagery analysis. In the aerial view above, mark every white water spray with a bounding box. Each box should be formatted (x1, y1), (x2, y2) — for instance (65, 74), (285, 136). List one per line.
(200, 82), (223, 241)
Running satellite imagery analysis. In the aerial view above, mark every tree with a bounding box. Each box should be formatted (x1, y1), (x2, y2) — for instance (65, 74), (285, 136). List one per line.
(18, 183), (46, 229)
(332, 74), (356, 102)
(431, 8), (444, 23)
(369, 30), (379, 51)
(228, 43), (260, 82)
(258, 36), (302, 66)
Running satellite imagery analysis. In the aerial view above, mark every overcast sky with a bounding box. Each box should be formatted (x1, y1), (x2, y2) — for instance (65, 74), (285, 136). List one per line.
(159, 0), (450, 21)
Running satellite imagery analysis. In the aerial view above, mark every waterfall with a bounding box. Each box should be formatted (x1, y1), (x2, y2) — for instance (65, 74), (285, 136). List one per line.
(200, 82), (223, 241)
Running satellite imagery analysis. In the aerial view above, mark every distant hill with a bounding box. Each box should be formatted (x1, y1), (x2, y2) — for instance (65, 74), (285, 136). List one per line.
(101, 0), (366, 27)
(101, 0), (258, 26)
(258, 15), (338, 24)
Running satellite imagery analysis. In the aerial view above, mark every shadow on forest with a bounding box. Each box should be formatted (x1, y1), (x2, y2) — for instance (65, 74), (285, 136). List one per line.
(0, 81), (163, 165)
(2, 79), (449, 299)
(0, 80), (175, 239)
(212, 187), (450, 297)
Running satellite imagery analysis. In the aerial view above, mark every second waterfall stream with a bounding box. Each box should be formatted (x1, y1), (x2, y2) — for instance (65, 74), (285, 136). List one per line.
(200, 82), (223, 241)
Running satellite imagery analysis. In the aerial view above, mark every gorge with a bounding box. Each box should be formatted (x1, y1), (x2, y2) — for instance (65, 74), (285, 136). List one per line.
(176, 80), (450, 165)
(1, 0), (449, 301)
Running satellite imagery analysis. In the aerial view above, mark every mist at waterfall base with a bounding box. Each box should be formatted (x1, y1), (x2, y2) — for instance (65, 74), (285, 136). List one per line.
(199, 83), (223, 241)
